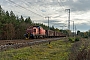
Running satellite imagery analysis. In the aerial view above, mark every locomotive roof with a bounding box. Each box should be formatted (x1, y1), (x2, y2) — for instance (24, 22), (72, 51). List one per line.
(27, 26), (42, 29)
(33, 26), (40, 27)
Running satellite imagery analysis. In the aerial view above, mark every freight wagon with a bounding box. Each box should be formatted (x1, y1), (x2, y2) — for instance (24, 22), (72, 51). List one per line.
(45, 30), (54, 38)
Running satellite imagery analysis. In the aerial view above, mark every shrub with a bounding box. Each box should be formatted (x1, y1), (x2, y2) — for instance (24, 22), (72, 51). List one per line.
(75, 37), (80, 41)
(68, 37), (80, 42)
(68, 37), (75, 42)
(84, 36), (88, 38)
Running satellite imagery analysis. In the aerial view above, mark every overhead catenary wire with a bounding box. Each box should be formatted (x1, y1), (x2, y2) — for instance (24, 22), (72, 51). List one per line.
(21, 0), (46, 17)
(59, 0), (65, 9)
(8, 0), (44, 18)
(21, 0), (38, 12)
(20, 0), (65, 19)
(56, 0), (65, 11)
(7, 0), (67, 26)
(51, 0), (66, 18)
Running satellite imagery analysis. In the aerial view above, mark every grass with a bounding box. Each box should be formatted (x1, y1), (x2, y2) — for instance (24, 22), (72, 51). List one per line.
(0, 39), (72, 60)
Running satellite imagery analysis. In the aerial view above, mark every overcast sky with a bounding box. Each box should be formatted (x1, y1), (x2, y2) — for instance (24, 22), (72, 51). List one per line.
(0, 0), (90, 32)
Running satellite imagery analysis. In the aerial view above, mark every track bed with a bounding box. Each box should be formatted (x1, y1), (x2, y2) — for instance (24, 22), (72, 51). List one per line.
(0, 38), (62, 51)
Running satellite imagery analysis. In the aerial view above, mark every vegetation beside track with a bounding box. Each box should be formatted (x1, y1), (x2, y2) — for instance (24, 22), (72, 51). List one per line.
(69, 38), (90, 60)
(0, 39), (72, 60)
(1, 37), (90, 60)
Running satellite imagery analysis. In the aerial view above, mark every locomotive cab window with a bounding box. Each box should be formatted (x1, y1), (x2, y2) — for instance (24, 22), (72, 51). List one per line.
(33, 29), (36, 32)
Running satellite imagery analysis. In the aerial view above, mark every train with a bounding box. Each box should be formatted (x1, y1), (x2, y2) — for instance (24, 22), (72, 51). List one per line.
(24, 26), (66, 39)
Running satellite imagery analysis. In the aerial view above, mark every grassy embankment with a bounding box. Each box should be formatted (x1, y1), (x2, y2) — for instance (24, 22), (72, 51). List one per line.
(0, 39), (72, 60)
(69, 38), (90, 60)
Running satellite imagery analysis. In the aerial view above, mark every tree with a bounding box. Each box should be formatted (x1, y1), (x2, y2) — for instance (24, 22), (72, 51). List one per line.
(5, 11), (10, 23)
(55, 28), (60, 32)
(20, 15), (24, 23)
(0, 5), (5, 23)
(77, 30), (80, 35)
(50, 26), (55, 31)
(25, 17), (32, 24)
(0, 5), (2, 16)
(2, 23), (15, 40)
(88, 30), (90, 37)
(10, 11), (16, 24)
(0, 5), (6, 39)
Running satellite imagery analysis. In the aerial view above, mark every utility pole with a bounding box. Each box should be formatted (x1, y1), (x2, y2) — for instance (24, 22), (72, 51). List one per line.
(65, 9), (70, 30)
(75, 25), (77, 36)
(73, 21), (74, 37)
(45, 17), (50, 30)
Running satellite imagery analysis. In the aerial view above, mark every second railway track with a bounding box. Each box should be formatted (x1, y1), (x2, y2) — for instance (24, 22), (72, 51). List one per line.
(0, 38), (63, 51)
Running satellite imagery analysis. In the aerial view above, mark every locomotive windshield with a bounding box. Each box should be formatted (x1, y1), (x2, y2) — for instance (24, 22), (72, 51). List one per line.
(33, 29), (36, 32)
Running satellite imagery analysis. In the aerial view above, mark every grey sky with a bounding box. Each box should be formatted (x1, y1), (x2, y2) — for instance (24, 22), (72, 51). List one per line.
(0, 0), (90, 32)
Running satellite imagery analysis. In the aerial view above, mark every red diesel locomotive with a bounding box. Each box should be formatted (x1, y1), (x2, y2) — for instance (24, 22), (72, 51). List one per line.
(25, 26), (66, 39)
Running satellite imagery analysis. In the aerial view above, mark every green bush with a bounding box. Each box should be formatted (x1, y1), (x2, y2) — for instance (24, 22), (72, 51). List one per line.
(83, 36), (88, 38)
(68, 37), (80, 42)
(68, 37), (75, 42)
(75, 37), (80, 41)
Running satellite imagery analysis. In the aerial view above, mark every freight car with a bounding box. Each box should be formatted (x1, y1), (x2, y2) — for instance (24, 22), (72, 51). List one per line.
(24, 26), (66, 39)
(54, 31), (66, 37)
(45, 30), (54, 38)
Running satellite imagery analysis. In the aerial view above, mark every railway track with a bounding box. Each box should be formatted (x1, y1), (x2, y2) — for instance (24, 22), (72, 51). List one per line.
(0, 38), (63, 51)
